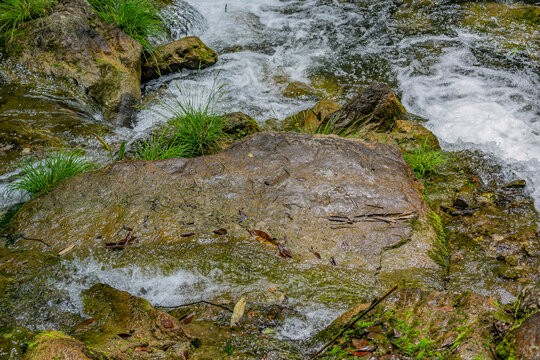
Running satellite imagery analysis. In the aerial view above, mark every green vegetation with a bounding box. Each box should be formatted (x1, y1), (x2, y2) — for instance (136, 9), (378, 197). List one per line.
(88, 0), (163, 50)
(404, 141), (446, 179)
(0, 0), (56, 41)
(135, 79), (228, 160)
(427, 211), (450, 271)
(134, 132), (189, 160)
(7, 148), (96, 196)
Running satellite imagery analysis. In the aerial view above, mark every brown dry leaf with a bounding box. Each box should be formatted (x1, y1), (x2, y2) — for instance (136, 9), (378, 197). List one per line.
(230, 295), (247, 327)
(248, 230), (278, 247)
(348, 350), (371, 357)
(214, 228), (228, 235)
(58, 243), (76, 256)
(105, 242), (125, 251)
(277, 243), (292, 258)
(183, 312), (195, 325)
(181, 232), (195, 237)
(135, 347), (152, 352)
(161, 319), (174, 328)
(352, 338), (370, 349)
(309, 248), (321, 259)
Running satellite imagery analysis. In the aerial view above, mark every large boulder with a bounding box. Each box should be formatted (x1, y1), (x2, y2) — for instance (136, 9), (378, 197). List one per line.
(4, 0), (142, 126)
(321, 81), (407, 133)
(9, 132), (443, 295)
(141, 36), (218, 82)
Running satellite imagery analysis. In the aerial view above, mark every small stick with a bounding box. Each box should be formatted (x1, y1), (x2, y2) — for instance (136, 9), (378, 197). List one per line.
(308, 285), (398, 360)
(21, 236), (51, 247)
(157, 300), (233, 313)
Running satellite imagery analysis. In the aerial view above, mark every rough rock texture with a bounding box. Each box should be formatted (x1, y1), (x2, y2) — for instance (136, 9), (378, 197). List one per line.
(282, 100), (342, 132)
(141, 36), (218, 82)
(23, 331), (105, 360)
(497, 311), (540, 360)
(322, 82), (407, 132)
(10, 132), (441, 285)
(78, 283), (189, 358)
(516, 282), (540, 318)
(223, 112), (261, 138)
(5, 0), (142, 126)
(316, 288), (516, 359)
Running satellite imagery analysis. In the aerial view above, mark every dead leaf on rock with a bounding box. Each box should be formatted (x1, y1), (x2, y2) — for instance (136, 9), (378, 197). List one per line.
(105, 242), (125, 251)
(183, 312), (195, 325)
(117, 333), (132, 339)
(248, 229), (278, 247)
(352, 338), (370, 349)
(135, 347), (152, 352)
(161, 319), (174, 328)
(309, 248), (321, 259)
(277, 243), (292, 258)
(348, 350), (371, 357)
(58, 243), (76, 256)
(214, 228), (228, 235)
(181, 232), (195, 237)
(230, 295), (247, 327)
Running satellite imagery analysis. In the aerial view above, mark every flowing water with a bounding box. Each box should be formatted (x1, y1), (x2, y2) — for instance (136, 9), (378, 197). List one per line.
(0, 0), (539, 344)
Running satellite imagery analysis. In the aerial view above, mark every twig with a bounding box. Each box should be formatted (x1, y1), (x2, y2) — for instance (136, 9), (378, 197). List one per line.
(308, 285), (398, 360)
(157, 300), (233, 313)
(18, 235), (51, 247)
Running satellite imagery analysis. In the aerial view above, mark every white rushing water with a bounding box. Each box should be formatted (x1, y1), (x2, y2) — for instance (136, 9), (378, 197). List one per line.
(138, 0), (539, 206)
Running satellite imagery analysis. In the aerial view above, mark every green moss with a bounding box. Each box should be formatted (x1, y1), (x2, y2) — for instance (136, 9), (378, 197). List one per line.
(496, 331), (517, 360)
(427, 211), (450, 272)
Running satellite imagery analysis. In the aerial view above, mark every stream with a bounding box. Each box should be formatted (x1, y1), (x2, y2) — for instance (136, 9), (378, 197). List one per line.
(0, 0), (539, 347)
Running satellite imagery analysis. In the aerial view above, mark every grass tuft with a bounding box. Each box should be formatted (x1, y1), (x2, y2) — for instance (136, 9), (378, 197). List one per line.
(404, 141), (446, 179)
(133, 132), (188, 160)
(7, 148), (97, 196)
(161, 77), (228, 157)
(88, 0), (163, 50)
(0, 0), (56, 41)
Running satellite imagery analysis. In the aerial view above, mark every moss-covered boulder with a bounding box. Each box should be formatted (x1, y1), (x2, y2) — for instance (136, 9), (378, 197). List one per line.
(321, 82), (407, 133)
(4, 0), (143, 126)
(316, 288), (516, 359)
(78, 283), (189, 357)
(282, 81), (317, 99)
(223, 112), (260, 139)
(141, 36), (218, 82)
(497, 311), (540, 360)
(282, 100), (341, 132)
(23, 331), (106, 360)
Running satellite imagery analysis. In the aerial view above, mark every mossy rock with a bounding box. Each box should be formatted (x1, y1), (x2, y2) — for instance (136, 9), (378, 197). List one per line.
(23, 330), (107, 360)
(223, 112), (261, 139)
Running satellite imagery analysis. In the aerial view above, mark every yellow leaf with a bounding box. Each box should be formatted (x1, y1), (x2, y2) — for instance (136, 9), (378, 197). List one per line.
(230, 295), (247, 327)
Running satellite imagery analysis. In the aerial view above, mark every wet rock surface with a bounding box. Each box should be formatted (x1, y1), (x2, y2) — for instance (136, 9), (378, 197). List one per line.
(3, 0), (142, 126)
(141, 36), (218, 82)
(9, 132), (439, 285)
(322, 82), (407, 133)
(316, 288), (516, 359)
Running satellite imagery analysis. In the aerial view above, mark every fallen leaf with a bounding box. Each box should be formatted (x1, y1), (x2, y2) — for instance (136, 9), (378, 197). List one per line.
(105, 242), (125, 251)
(76, 318), (96, 326)
(58, 243), (76, 256)
(278, 251), (286, 258)
(183, 312), (195, 325)
(161, 319), (174, 328)
(352, 338), (370, 349)
(348, 350), (371, 357)
(181, 232), (195, 237)
(182, 350), (189, 360)
(309, 248), (321, 259)
(248, 229), (278, 247)
(135, 347), (152, 352)
(329, 257), (337, 266)
(117, 333), (132, 339)
(214, 228), (228, 235)
(277, 243), (292, 258)
(230, 295), (247, 327)
(237, 210), (248, 223)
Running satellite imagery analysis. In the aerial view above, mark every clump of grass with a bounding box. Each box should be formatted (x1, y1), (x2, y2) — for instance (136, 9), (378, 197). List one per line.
(7, 148), (97, 196)
(133, 132), (188, 160)
(0, 0), (56, 41)
(403, 141), (446, 179)
(162, 77), (228, 157)
(88, 0), (163, 50)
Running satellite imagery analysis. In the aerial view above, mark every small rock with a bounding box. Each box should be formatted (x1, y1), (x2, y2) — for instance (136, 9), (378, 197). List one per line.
(223, 112), (260, 138)
(142, 36), (218, 82)
(503, 179), (526, 189)
(282, 81), (316, 98)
